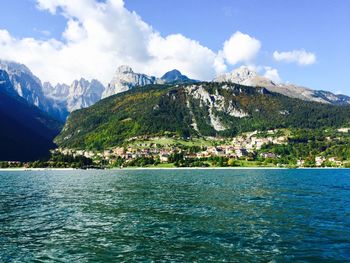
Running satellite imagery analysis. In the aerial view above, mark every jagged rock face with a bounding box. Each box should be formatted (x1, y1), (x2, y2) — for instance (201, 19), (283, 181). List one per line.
(0, 60), (46, 108)
(0, 60), (69, 120)
(43, 82), (70, 99)
(215, 66), (259, 86)
(102, 65), (160, 98)
(0, 70), (16, 96)
(185, 85), (249, 132)
(102, 66), (196, 98)
(0, 60), (107, 120)
(67, 79), (104, 111)
(44, 79), (105, 112)
(215, 66), (350, 105)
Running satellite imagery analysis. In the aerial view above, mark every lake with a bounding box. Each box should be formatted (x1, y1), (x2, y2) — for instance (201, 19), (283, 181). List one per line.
(0, 169), (350, 262)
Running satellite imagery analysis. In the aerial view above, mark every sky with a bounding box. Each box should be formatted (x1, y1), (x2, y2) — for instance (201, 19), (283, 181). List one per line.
(0, 0), (349, 94)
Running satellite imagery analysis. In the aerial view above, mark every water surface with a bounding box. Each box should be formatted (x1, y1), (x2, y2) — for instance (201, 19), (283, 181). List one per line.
(0, 169), (350, 262)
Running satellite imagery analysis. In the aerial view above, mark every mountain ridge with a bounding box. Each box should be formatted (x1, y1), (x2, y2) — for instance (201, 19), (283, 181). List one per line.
(43, 78), (105, 112)
(55, 82), (350, 150)
(215, 66), (350, 105)
(1, 59), (350, 129)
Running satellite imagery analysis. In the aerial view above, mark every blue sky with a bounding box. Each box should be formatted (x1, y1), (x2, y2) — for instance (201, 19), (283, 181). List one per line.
(0, 0), (349, 94)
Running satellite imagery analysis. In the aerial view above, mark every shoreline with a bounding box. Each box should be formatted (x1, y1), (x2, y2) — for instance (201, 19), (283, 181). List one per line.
(0, 167), (349, 171)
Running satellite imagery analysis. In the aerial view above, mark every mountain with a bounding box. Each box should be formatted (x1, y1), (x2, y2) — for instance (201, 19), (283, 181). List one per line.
(0, 60), (68, 120)
(0, 70), (62, 161)
(0, 60), (105, 121)
(55, 82), (350, 150)
(161, 69), (197, 84)
(102, 65), (161, 98)
(215, 66), (350, 105)
(102, 66), (197, 98)
(43, 82), (70, 99)
(0, 60), (45, 108)
(68, 79), (105, 111)
(43, 78), (105, 112)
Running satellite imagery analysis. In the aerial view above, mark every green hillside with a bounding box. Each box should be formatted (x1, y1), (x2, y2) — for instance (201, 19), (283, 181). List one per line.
(55, 82), (350, 150)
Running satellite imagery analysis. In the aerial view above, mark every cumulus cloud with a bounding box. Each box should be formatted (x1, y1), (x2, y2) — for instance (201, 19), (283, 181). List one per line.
(0, 0), (275, 86)
(0, 0), (227, 84)
(147, 33), (221, 80)
(0, 29), (12, 45)
(273, 49), (316, 65)
(264, 67), (281, 83)
(222, 31), (261, 65)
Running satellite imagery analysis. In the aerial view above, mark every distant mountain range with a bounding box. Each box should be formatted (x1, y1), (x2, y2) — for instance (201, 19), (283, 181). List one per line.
(2, 59), (350, 159)
(1, 60), (349, 123)
(0, 61), (199, 121)
(102, 66), (197, 98)
(43, 78), (105, 112)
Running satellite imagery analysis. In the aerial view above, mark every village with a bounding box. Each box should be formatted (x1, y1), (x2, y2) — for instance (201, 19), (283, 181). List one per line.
(50, 128), (350, 168)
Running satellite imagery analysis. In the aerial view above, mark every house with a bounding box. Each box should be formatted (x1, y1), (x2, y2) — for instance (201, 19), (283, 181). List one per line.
(159, 153), (170, 163)
(328, 157), (342, 166)
(297, 159), (305, 167)
(84, 151), (95, 158)
(76, 150), (84, 156)
(113, 147), (125, 156)
(315, 156), (326, 166)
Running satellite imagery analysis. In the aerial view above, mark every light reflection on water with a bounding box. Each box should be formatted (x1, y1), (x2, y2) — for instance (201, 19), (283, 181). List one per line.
(0, 169), (350, 262)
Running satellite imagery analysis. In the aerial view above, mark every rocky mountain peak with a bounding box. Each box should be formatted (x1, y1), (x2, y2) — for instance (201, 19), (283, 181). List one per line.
(67, 79), (104, 112)
(161, 69), (190, 83)
(102, 66), (158, 98)
(215, 66), (258, 85)
(162, 69), (182, 77)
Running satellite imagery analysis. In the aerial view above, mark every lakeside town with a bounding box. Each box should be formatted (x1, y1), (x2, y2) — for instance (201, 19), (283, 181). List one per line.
(48, 128), (349, 168)
(2, 128), (349, 169)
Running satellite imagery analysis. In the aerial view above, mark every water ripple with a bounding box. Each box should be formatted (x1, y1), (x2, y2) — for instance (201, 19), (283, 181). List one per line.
(0, 169), (350, 262)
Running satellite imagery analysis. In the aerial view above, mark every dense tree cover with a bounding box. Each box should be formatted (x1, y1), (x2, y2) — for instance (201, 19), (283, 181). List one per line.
(0, 161), (23, 168)
(0, 153), (94, 168)
(28, 153), (93, 168)
(55, 82), (350, 151)
(127, 156), (159, 167)
(258, 129), (350, 166)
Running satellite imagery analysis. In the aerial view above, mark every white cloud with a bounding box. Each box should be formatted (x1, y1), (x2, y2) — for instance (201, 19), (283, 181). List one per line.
(213, 51), (228, 74)
(2, 0), (287, 87)
(147, 33), (220, 80)
(222, 31), (261, 65)
(0, 0), (229, 85)
(0, 29), (12, 45)
(273, 49), (316, 65)
(264, 67), (281, 83)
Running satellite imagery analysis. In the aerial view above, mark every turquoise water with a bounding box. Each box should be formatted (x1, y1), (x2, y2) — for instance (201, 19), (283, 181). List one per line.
(0, 169), (350, 262)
